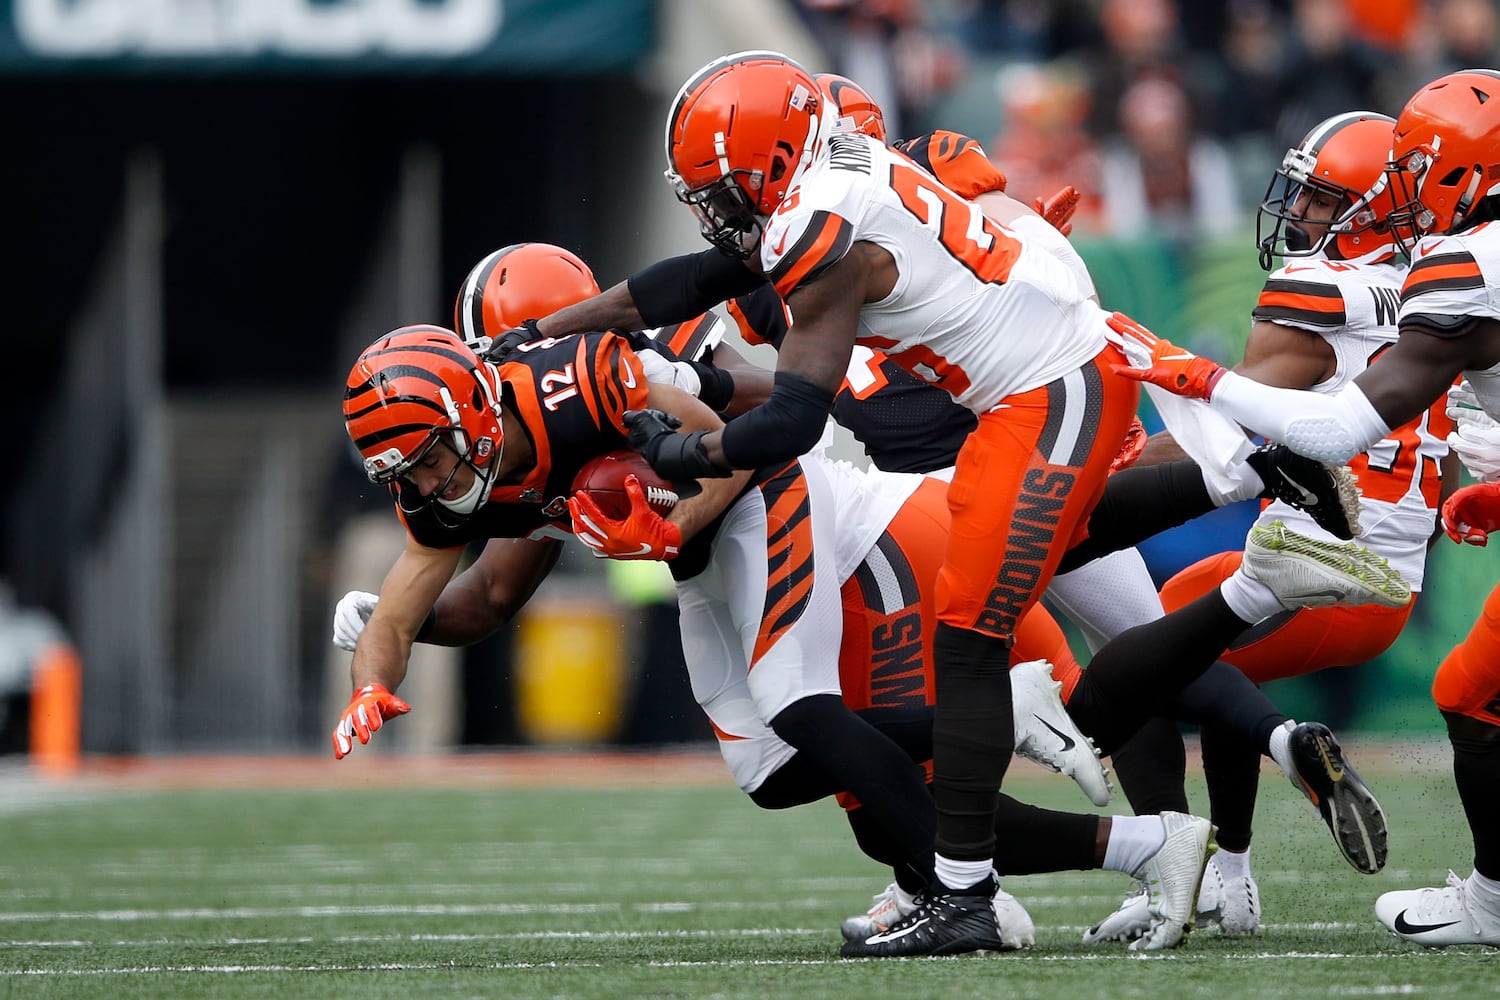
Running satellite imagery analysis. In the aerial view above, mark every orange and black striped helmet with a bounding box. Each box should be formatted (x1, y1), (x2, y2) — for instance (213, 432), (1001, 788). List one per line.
(343, 325), (504, 491)
(816, 73), (886, 143)
(453, 243), (601, 352)
(664, 50), (824, 257)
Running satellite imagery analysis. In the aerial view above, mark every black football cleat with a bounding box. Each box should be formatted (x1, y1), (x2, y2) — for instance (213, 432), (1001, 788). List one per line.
(840, 880), (1014, 958)
(1286, 722), (1388, 874)
(1245, 443), (1362, 540)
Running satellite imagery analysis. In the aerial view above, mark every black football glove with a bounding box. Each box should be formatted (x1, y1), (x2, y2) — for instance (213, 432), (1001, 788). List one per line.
(483, 319), (545, 363)
(1245, 442), (1360, 541)
(624, 408), (730, 485)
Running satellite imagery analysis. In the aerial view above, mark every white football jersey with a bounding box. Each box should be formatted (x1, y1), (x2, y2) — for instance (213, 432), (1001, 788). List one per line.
(1404, 223), (1500, 419)
(758, 132), (1106, 413)
(1253, 256), (1447, 588)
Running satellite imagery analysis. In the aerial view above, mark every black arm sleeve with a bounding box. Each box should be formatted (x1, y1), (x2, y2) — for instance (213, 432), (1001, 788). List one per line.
(720, 371), (835, 470)
(627, 248), (768, 329)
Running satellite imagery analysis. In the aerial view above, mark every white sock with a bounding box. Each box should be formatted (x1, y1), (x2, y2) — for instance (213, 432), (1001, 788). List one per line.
(1215, 846), (1252, 878)
(1268, 720), (1297, 778)
(1102, 815), (1168, 875)
(1219, 569), (1282, 624)
(934, 855), (993, 893)
(1466, 870), (1500, 916)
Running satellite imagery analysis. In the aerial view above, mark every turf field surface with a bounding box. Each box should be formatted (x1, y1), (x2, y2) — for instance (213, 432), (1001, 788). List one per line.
(0, 744), (1493, 999)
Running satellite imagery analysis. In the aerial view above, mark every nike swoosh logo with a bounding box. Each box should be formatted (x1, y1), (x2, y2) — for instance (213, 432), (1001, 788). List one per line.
(1277, 469), (1321, 507)
(1035, 715), (1076, 752)
(1282, 589), (1348, 604)
(1419, 242), (1441, 257)
(1394, 910), (1460, 935)
(628, 543), (654, 556)
(865, 917), (929, 943)
(771, 228), (790, 256)
(1161, 352), (1195, 361)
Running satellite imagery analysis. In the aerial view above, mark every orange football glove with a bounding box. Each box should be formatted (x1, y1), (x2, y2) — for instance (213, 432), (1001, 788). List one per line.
(332, 683), (411, 760)
(568, 475), (683, 561)
(1104, 311), (1228, 401)
(1110, 415), (1148, 474)
(1442, 481), (1500, 546)
(1033, 184), (1081, 237)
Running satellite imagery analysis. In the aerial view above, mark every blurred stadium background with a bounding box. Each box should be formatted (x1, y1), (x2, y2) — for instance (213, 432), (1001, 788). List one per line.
(2, 0), (1495, 759)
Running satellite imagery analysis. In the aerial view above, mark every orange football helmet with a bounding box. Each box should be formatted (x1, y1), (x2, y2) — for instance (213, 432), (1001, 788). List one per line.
(1256, 111), (1401, 270)
(454, 242), (601, 352)
(343, 325), (504, 518)
(1387, 69), (1500, 245)
(816, 72), (886, 143)
(664, 50), (824, 257)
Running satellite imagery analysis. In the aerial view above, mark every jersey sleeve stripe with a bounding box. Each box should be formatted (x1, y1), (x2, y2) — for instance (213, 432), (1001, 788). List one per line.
(729, 285), (789, 348)
(769, 211), (853, 298)
(1403, 253), (1485, 299)
(1252, 279), (1346, 327)
(662, 314), (717, 359)
(571, 335), (604, 429)
(927, 133), (1006, 199)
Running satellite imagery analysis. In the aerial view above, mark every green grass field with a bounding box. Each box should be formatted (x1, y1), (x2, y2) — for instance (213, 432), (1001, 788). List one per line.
(1, 746), (1495, 999)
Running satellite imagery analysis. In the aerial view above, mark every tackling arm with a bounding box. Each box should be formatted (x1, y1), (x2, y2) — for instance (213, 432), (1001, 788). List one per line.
(539, 248), (765, 338)
(645, 381), (753, 540)
(703, 248), (869, 471)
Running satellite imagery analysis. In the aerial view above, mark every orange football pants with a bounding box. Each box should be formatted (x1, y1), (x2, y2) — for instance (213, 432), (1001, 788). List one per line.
(1434, 582), (1500, 726)
(838, 475), (1083, 714)
(937, 351), (1140, 640)
(1158, 549), (1415, 683)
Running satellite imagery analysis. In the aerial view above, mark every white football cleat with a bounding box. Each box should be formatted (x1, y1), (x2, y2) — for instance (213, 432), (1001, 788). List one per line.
(1196, 853), (1261, 936)
(1010, 658), (1113, 806)
(1129, 811), (1217, 951)
(1243, 520), (1411, 610)
(1375, 871), (1500, 948)
(993, 885), (1037, 950)
(1082, 880), (1151, 944)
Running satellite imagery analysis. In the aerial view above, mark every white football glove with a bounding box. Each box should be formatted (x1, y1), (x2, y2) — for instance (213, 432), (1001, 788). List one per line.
(1447, 381), (1500, 483)
(332, 590), (379, 651)
(635, 350), (702, 397)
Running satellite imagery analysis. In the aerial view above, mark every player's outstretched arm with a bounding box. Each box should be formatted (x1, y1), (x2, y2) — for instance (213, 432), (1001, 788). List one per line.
(540, 249), (766, 339)
(333, 537), (462, 759)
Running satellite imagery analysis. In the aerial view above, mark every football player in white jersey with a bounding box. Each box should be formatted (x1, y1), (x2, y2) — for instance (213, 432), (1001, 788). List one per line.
(1087, 111), (1460, 943)
(1105, 69), (1500, 949)
(553, 50), (1407, 956)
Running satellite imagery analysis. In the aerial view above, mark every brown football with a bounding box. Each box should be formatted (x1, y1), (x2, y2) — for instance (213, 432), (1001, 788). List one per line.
(570, 450), (680, 520)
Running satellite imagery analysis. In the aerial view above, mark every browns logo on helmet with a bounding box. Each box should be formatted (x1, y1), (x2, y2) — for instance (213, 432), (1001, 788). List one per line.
(453, 242), (601, 353)
(664, 50), (826, 258)
(816, 72), (886, 143)
(1387, 69), (1500, 246)
(343, 325), (504, 520)
(1255, 111), (1403, 270)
